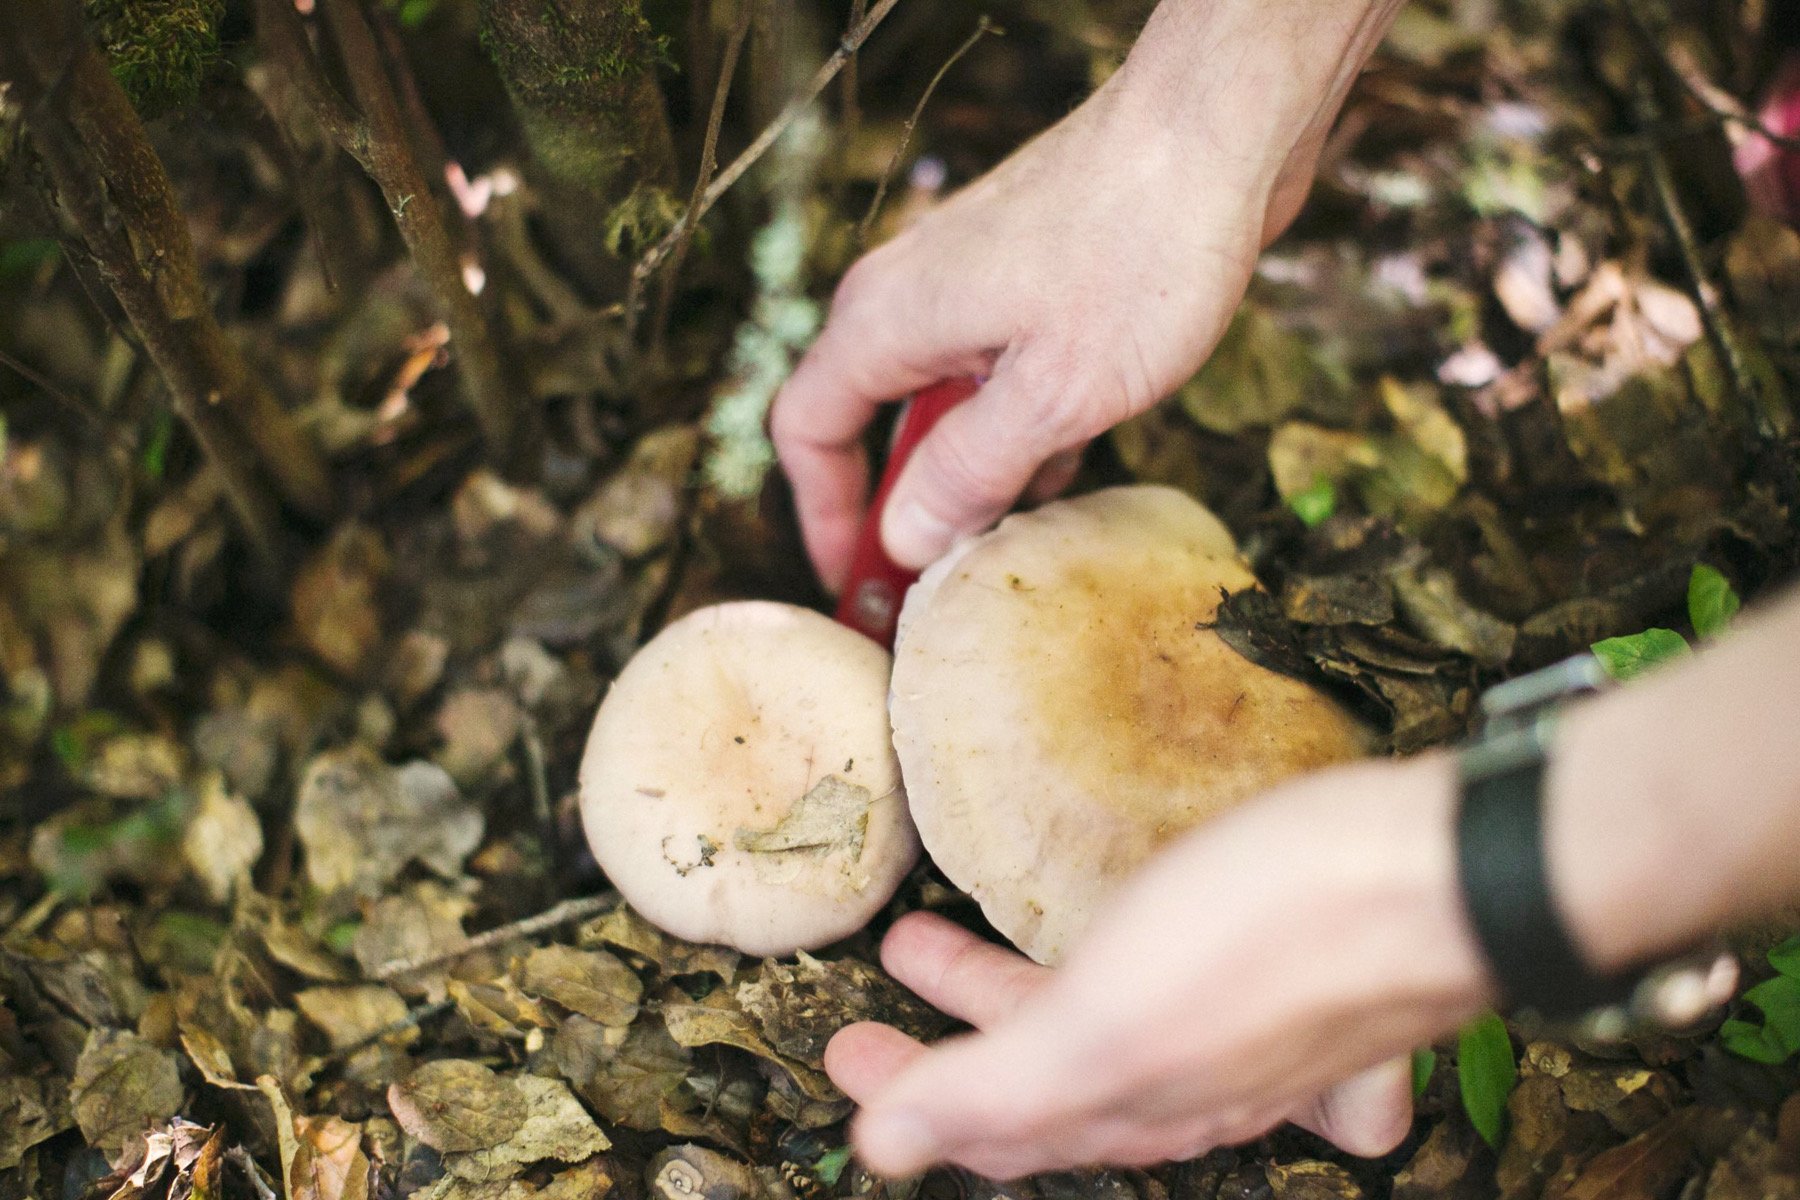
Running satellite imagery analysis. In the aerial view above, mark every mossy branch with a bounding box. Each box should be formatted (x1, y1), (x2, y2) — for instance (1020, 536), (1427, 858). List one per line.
(0, 0), (336, 562)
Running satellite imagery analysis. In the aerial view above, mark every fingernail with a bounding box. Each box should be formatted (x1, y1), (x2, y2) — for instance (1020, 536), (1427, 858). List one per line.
(858, 1110), (939, 1175)
(881, 502), (955, 570)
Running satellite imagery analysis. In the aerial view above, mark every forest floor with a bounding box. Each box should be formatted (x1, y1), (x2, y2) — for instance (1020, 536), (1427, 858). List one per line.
(4, 0), (1800, 1198)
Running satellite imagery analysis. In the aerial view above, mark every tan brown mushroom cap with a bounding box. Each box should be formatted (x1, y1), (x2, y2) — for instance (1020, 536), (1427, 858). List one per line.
(890, 486), (1369, 964)
(579, 601), (916, 957)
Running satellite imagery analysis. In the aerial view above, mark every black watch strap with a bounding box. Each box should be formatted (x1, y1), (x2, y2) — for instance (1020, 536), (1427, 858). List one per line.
(1456, 732), (1633, 1016)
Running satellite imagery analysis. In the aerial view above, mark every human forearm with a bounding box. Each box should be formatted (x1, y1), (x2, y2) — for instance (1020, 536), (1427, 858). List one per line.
(1550, 584), (1800, 971)
(1104, 0), (1407, 202)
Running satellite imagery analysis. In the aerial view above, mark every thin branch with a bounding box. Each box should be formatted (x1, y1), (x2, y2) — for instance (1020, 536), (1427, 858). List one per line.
(627, 0), (906, 324)
(1633, 80), (1790, 439)
(859, 15), (995, 245)
(368, 891), (619, 981)
(0, 2), (333, 558)
(1619, 0), (1800, 152)
(272, 0), (530, 464)
(647, 0), (755, 345)
(840, 0), (868, 144)
(253, 0), (368, 157)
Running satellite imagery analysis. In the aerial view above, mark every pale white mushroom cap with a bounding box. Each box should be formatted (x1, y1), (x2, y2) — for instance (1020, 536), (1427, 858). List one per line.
(891, 486), (1369, 964)
(579, 601), (917, 957)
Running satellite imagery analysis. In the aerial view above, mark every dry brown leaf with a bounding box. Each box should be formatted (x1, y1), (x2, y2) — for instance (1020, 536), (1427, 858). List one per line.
(291, 525), (390, 678)
(70, 1030), (185, 1161)
(447, 975), (557, 1040)
(295, 748), (482, 897)
(441, 1074), (609, 1182)
(577, 904), (739, 981)
(387, 1060), (528, 1153)
(295, 986), (412, 1051)
(1561, 1110), (1696, 1200)
(518, 945), (642, 1027)
(736, 953), (953, 1067)
(180, 772), (262, 905)
(1265, 1160), (1363, 1200)
(553, 1014), (691, 1132)
(0, 1074), (72, 1171)
(351, 884), (474, 1000)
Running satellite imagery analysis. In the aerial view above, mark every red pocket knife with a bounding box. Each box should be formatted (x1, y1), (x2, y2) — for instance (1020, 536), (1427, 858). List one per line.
(834, 378), (979, 647)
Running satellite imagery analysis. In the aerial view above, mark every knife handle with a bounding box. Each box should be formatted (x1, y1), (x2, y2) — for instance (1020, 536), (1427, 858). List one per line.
(834, 377), (979, 647)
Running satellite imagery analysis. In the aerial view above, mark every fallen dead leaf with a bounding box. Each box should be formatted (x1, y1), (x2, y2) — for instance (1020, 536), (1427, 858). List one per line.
(387, 1060), (528, 1153)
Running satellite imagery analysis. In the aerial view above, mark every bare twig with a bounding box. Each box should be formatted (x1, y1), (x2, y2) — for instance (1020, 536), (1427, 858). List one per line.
(647, 0), (756, 345)
(369, 891), (619, 980)
(1619, 0), (1800, 152)
(1633, 80), (1790, 438)
(0, 345), (112, 439)
(840, 0), (868, 143)
(627, 0), (906, 326)
(859, 15), (996, 245)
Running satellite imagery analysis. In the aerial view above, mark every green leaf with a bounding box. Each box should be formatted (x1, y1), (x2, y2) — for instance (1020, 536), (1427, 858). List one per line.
(1720, 978), (1800, 1072)
(1288, 475), (1338, 528)
(1768, 935), (1800, 980)
(812, 1146), (853, 1186)
(1687, 564), (1740, 639)
(1411, 1046), (1437, 1099)
(0, 237), (59, 280)
(1721, 1017), (1791, 1064)
(1590, 628), (1691, 682)
(141, 410), (174, 480)
(324, 919), (361, 956)
(1457, 1012), (1516, 1149)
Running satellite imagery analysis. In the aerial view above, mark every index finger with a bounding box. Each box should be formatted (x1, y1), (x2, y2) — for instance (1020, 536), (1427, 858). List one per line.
(769, 273), (993, 591)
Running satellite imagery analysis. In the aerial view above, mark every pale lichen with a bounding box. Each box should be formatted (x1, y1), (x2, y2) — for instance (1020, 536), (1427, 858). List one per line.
(702, 108), (827, 498)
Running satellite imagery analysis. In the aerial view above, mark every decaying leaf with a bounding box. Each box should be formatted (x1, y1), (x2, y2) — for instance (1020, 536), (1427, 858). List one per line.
(447, 974), (557, 1040)
(1392, 1118), (1485, 1200)
(261, 1077), (373, 1200)
(0, 1073), (72, 1171)
(735, 953), (953, 1066)
(554, 1014), (693, 1131)
(1264, 1160), (1363, 1199)
(296, 748), (483, 897)
(180, 772), (263, 905)
(578, 903), (739, 981)
(387, 1060), (528, 1153)
(518, 944), (643, 1027)
(71, 1029), (186, 1161)
(351, 884), (475, 1000)
(295, 985), (412, 1052)
(291, 525), (390, 678)
(441, 1074), (609, 1182)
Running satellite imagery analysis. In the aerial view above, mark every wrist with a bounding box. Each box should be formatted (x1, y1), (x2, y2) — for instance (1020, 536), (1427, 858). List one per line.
(1102, 0), (1405, 192)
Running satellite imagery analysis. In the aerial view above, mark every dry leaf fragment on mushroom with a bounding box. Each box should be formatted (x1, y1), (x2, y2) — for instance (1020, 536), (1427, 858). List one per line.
(890, 487), (1369, 963)
(578, 601), (917, 956)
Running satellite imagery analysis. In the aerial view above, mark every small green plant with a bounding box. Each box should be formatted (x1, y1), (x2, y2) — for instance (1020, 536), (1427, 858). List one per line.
(1410, 1045), (1437, 1099)
(812, 1146), (853, 1186)
(1288, 475), (1338, 528)
(1721, 935), (1800, 1064)
(1590, 563), (1740, 681)
(1457, 1011), (1516, 1149)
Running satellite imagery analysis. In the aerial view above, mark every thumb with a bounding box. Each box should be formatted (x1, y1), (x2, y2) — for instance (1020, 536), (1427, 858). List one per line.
(1290, 1055), (1414, 1158)
(880, 358), (1093, 569)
